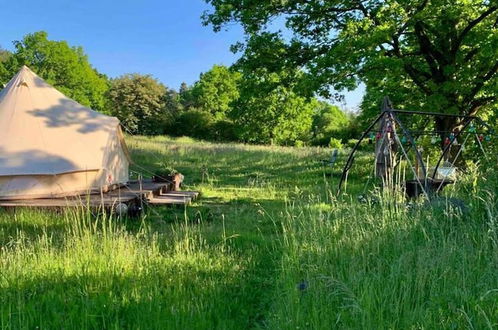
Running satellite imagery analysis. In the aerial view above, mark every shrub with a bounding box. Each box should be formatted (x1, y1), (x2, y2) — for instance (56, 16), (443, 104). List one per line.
(329, 138), (343, 149)
(294, 140), (305, 148)
(346, 138), (372, 150)
(172, 109), (215, 140)
(211, 119), (238, 142)
(346, 138), (359, 149)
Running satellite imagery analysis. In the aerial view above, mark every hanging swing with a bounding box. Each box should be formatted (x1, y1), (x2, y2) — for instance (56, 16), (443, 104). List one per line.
(337, 97), (495, 199)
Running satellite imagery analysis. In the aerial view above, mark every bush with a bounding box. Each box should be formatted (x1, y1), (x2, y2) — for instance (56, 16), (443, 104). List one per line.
(329, 138), (343, 149)
(294, 140), (305, 147)
(211, 119), (238, 142)
(346, 138), (359, 149)
(171, 109), (215, 140)
(346, 138), (372, 150)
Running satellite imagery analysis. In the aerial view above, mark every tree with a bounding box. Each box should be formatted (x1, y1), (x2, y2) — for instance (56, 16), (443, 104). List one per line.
(189, 65), (241, 119)
(178, 82), (194, 109)
(232, 68), (315, 145)
(0, 47), (12, 87)
(311, 101), (351, 145)
(179, 82), (189, 96)
(3, 31), (108, 112)
(107, 74), (168, 135)
(0, 47), (10, 63)
(164, 88), (183, 114)
(203, 0), (498, 139)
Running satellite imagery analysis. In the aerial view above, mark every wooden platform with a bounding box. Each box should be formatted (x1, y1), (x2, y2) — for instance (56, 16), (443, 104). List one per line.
(0, 179), (200, 211)
(149, 191), (200, 205)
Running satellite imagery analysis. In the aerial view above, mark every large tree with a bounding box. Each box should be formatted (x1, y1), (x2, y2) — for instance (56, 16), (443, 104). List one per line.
(203, 0), (498, 136)
(311, 101), (351, 145)
(2, 32), (108, 112)
(107, 74), (168, 135)
(188, 65), (242, 119)
(232, 67), (315, 145)
(0, 47), (10, 63)
(0, 47), (11, 86)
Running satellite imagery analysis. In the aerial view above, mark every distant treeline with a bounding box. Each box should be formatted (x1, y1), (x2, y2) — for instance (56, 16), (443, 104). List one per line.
(0, 31), (358, 147)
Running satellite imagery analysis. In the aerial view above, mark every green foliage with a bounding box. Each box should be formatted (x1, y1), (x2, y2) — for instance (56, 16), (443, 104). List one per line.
(0, 48), (11, 87)
(3, 31), (108, 112)
(232, 69), (315, 145)
(171, 110), (238, 142)
(311, 101), (351, 145)
(3, 135), (498, 328)
(107, 74), (169, 135)
(346, 138), (372, 151)
(173, 109), (215, 140)
(211, 119), (238, 141)
(188, 65), (241, 119)
(328, 137), (343, 149)
(0, 48), (10, 63)
(204, 0), (498, 133)
(170, 66), (241, 142)
(164, 88), (183, 115)
(173, 64), (317, 145)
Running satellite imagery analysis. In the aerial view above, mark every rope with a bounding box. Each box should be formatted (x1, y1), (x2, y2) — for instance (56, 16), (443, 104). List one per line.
(119, 122), (175, 184)
(474, 133), (488, 161)
(392, 126), (430, 199)
(434, 133), (471, 193)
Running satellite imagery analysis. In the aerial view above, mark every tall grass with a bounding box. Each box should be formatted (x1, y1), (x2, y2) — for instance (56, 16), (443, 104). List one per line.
(0, 207), (258, 329)
(1, 136), (498, 328)
(269, 190), (498, 328)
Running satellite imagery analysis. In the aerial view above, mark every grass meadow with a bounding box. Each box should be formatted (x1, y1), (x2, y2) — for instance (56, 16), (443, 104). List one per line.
(1, 135), (498, 329)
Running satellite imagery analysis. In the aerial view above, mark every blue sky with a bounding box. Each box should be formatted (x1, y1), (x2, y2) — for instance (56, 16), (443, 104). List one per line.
(0, 0), (363, 110)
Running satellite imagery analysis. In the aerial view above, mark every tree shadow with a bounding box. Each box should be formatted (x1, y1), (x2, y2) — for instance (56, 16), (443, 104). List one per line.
(0, 242), (279, 329)
(0, 209), (68, 246)
(0, 147), (78, 175)
(27, 98), (117, 134)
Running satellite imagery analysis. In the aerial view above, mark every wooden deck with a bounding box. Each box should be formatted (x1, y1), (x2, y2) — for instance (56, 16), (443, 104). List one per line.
(149, 191), (200, 205)
(0, 179), (200, 211)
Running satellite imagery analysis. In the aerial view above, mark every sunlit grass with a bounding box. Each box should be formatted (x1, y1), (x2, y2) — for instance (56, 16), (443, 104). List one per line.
(1, 135), (497, 328)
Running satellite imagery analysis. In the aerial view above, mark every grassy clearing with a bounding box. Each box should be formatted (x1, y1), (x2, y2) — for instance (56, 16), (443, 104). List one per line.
(1, 135), (498, 328)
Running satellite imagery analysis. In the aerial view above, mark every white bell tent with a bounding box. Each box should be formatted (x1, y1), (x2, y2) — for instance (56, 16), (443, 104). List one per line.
(0, 66), (130, 199)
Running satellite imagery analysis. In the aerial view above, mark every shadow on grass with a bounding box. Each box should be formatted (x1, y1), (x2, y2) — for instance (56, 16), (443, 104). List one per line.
(1, 235), (279, 329)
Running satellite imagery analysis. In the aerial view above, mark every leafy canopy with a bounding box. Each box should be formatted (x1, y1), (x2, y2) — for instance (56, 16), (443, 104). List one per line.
(107, 73), (168, 135)
(232, 67), (315, 145)
(188, 65), (242, 119)
(312, 101), (351, 144)
(2, 31), (109, 112)
(0, 48), (11, 84)
(203, 0), (498, 128)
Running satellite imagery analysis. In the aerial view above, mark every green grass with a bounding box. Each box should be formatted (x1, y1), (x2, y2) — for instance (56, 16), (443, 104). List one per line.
(1, 135), (498, 328)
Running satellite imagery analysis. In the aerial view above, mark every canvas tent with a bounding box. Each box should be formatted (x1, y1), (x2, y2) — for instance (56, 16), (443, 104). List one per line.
(0, 66), (130, 199)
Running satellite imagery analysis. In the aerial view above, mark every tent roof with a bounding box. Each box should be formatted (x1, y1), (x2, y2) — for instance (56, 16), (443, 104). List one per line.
(0, 66), (123, 176)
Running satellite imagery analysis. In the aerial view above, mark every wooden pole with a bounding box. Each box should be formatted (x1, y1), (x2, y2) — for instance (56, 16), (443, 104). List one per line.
(375, 97), (397, 187)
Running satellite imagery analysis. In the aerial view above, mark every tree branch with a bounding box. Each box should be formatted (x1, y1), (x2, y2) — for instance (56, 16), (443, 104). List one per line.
(464, 61), (498, 107)
(414, 21), (445, 81)
(464, 48), (480, 62)
(452, 5), (498, 53)
(467, 96), (497, 116)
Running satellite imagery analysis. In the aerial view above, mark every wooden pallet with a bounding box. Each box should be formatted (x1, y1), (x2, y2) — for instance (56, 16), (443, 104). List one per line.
(149, 191), (200, 205)
(0, 192), (139, 208)
(0, 179), (199, 210)
(123, 180), (173, 199)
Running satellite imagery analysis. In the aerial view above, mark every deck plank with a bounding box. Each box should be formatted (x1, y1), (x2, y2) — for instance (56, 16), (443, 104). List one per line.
(159, 190), (199, 200)
(148, 194), (193, 205)
(0, 179), (199, 208)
